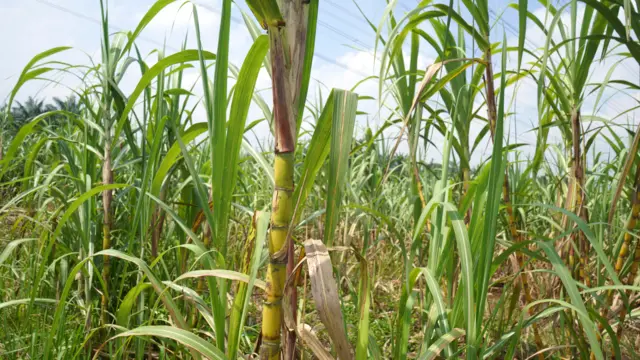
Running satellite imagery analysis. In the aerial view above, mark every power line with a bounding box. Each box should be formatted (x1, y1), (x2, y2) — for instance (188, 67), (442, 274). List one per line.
(489, 7), (639, 80)
(323, 0), (374, 37)
(33, 0), (376, 80)
(318, 19), (371, 49)
(488, 6), (636, 119)
(193, 0), (374, 78)
(35, 0), (180, 52)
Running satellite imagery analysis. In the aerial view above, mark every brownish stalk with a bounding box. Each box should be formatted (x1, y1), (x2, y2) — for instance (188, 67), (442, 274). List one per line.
(151, 186), (167, 259)
(592, 169), (640, 360)
(462, 167), (472, 224)
(569, 109), (590, 287)
(601, 163), (640, 320)
(284, 224), (297, 360)
(504, 175), (545, 352)
(192, 209), (212, 328)
(101, 140), (113, 325)
(484, 47), (545, 358)
(604, 164), (640, 350)
(568, 109), (597, 360)
(618, 237), (640, 337)
(566, 107), (591, 359)
(261, 1), (309, 359)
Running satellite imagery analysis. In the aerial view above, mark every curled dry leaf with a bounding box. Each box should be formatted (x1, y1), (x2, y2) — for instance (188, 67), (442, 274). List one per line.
(297, 323), (335, 360)
(304, 239), (353, 360)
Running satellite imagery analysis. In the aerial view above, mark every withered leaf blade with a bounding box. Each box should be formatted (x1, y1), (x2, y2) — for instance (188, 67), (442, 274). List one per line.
(282, 264), (335, 360)
(298, 323), (335, 360)
(304, 239), (353, 360)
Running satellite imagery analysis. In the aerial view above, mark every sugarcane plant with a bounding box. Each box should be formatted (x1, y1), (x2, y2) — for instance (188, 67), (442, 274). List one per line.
(3, 0), (640, 359)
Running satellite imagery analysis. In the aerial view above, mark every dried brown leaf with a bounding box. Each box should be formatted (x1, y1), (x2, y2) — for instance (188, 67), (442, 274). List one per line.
(304, 239), (353, 360)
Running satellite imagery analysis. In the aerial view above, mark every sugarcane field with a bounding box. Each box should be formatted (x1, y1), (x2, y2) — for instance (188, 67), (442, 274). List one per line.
(2, 0), (640, 359)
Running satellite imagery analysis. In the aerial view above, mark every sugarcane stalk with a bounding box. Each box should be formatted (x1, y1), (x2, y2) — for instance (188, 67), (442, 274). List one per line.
(484, 45), (545, 358)
(618, 238), (640, 336)
(462, 166), (471, 224)
(150, 185), (167, 259)
(228, 214), (257, 358)
(504, 175), (546, 354)
(261, 1), (309, 358)
(614, 169), (640, 275)
(192, 204), (212, 328)
(284, 217), (297, 360)
(569, 108), (590, 285)
(565, 106), (597, 360)
(262, 152), (294, 359)
(101, 139), (113, 326)
(597, 163), (640, 353)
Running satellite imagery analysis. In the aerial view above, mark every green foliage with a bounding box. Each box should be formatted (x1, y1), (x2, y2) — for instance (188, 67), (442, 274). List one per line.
(2, 1), (640, 360)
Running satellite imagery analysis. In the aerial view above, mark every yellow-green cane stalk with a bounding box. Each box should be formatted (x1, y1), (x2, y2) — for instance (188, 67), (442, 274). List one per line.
(253, 1), (310, 358)
(600, 164), (640, 347)
(261, 153), (294, 359)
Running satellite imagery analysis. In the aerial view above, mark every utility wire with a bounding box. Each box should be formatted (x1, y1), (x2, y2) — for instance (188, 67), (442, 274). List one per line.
(324, 0), (374, 37)
(34, 0), (374, 79)
(193, 1), (374, 78)
(489, 7), (639, 80)
(488, 6), (635, 118)
(35, 0), (180, 52)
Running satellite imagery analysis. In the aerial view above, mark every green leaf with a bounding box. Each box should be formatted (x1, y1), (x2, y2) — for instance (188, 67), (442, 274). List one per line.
(296, 0), (319, 134)
(152, 123), (208, 197)
(219, 34), (269, 252)
(291, 91), (335, 226)
(538, 242), (604, 359)
(418, 328), (465, 360)
(97, 249), (190, 330)
(242, 140), (275, 186)
(324, 90), (358, 247)
(517, 0), (528, 72)
(0, 238), (37, 265)
(227, 211), (269, 359)
(5, 47), (71, 112)
(123, 0), (178, 55)
(175, 270), (267, 290)
(0, 110), (73, 178)
(22, 137), (48, 192)
(355, 251), (371, 360)
(0, 298), (56, 311)
(33, 183), (128, 320)
(112, 49), (215, 148)
(245, 0), (283, 28)
(117, 283), (152, 328)
(473, 32), (508, 358)
(113, 326), (227, 360)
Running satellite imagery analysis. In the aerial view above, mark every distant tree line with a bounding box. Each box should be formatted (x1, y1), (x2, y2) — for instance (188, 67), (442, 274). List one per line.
(1, 95), (82, 137)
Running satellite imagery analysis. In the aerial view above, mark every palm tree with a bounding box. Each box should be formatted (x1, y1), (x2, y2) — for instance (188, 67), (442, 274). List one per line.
(11, 96), (48, 128)
(10, 95), (82, 131)
(0, 97), (47, 161)
(49, 96), (82, 129)
(50, 95), (81, 114)
(0, 95), (82, 164)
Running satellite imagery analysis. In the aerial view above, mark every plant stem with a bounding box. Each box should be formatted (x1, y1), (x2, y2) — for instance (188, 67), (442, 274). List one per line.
(262, 152), (294, 359)
(484, 45), (545, 358)
(101, 139), (113, 326)
(260, 1), (310, 357)
(601, 163), (640, 348)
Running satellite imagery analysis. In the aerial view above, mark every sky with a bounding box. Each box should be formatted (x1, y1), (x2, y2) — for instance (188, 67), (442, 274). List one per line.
(1, 0), (639, 166)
